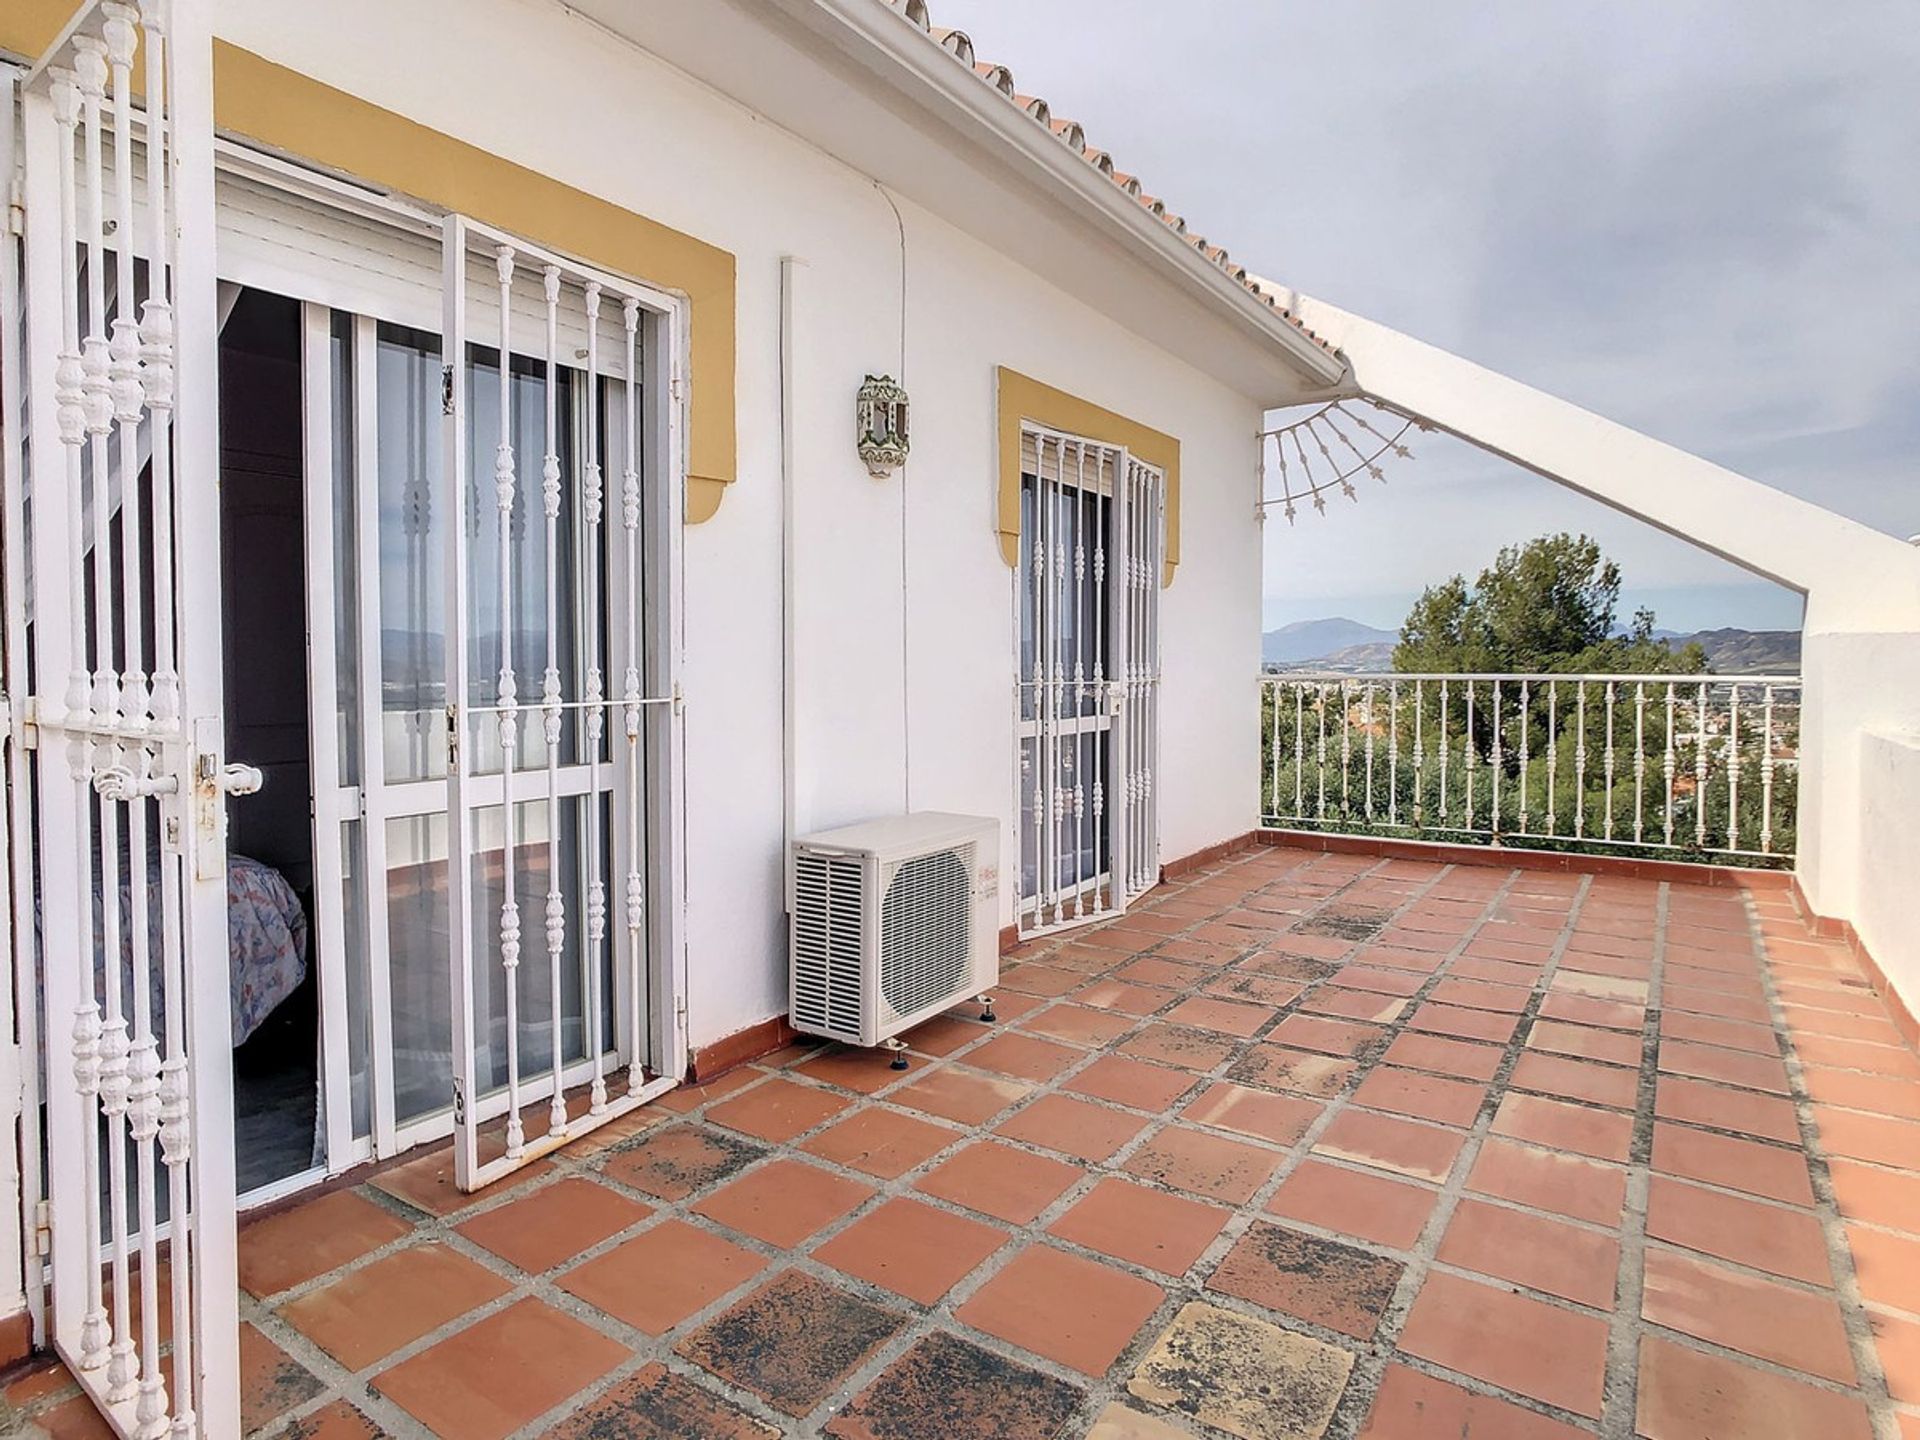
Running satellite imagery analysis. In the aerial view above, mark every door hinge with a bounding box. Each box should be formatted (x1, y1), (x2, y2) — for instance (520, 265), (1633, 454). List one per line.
(32, 1201), (50, 1258)
(440, 364), (456, 416)
(671, 682), (684, 717)
(675, 994), (689, 1043)
(446, 704), (460, 769)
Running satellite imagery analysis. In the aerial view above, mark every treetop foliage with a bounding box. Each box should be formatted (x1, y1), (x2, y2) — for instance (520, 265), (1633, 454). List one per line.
(1393, 533), (1709, 676)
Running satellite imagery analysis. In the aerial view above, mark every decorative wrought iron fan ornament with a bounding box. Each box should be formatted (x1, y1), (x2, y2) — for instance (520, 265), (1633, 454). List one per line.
(1257, 398), (1428, 523)
(857, 374), (911, 478)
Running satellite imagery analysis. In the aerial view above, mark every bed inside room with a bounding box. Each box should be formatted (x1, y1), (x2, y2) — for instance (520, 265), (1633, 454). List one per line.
(217, 284), (322, 1196)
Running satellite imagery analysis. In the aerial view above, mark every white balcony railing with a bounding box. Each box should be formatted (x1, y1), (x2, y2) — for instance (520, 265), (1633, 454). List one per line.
(1260, 672), (1803, 865)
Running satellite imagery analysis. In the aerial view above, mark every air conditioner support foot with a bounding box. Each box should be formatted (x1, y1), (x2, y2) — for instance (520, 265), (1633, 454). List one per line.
(976, 994), (996, 1023)
(882, 1037), (910, 1071)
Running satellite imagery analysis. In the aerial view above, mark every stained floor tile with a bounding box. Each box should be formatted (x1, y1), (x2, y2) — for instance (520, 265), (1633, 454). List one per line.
(676, 1270), (905, 1416)
(1122, 1124), (1283, 1204)
(1207, 1221), (1403, 1338)
(1129, 1301), (1353, 1440)
(599, 1125), (763, 1201)
(825, 1331), (1083, 1440)
(543, 1362), (778, 1439)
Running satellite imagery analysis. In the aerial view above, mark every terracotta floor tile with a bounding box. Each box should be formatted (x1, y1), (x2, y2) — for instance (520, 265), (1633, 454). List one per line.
(1655, 1074), (1801, 1143)
(812, 1197), (1008, 1304)
(241, 1322), (326, 1433)
(1226, 1044), (1359, 1098)
(1802, 1065), (1920, 1122)
(1208, 1220), (1402, 1338)
(1847, 1223), (1920, 1313)
(1000, 962), (1084, 998)
(1336, 965), (1428, 997)
(1203, 971), (1307, 1007)
(1122, 1124), (1282, 1205)
(799, 1106), (958, 1178)
(1816, 1107), (1920, 1170)
(956, 1243), (1165, 1377)
(280, 1243), (512, 1370)
(1651, 1122), (1814, 1206)
(1399, 1270), (1608, 1418)
(1635, 1335), (1873, 1440)
(902, 1014), (993, 1056)
(453, 1176), (649, 1275)
(1084, 1400), (1203, 1439)
(372, 1297), (625, 1440)
(1383, 1031), (1505, 1081)
(1527, 1019), (1642, 1067)
(1642, 1247), (1855, 1384)
(1664, 1010), (1781, 1055)
(1658, 1039), (1790, 1096)
(367, 1146), (554, 1217)
(1353, 1067), (1487, 1128)
(1538, 990), (1645, 1032)
(599, 1124), (764, 1201)
(1645, 1175), (1833, 1285)
(1266, 1158), (1437, 1250)
(826, 1331), (1083, 1439)
(1439, 1197), (1619, 1308)
(1794, 1033), (1920, 1080)
(1118, 1023), (1240, 1072)
(996, 1093), (1150, 1162)
(890, 1065), (1032, 1126)
(1049, 1176), (1229, 1276)
(692, 1157), (874, 1247)
(277, 1400), (386, 1439)
(1358, 1363), (1589, 1440)
(1267, 1013), (1388, 1060)
(675, 1270), (905, 1417)
(1115, 956), (1209, 990)
(1315, 1109), (1466, 1184)
(964, 1032), (1082, 1083)
(706, 1077), (853, 1142)
(1665, 982), (1770, 1024)
(1491, 1092), (1633, 1163)
(1164, 994), (1273, 1037)
(653, 1068), (763, 1113)
(544, 1361), (778, 1439)
(1552, 969), (1650, 1005)
(1128, 1300), (1352, 1440)
(916, 1140), (1084, 1224)
(1874, 1310), (1920, 1406)
(1182, 1080), (1322, 1145)
(795, 1045), (922, 1095)
(559, 1219), (765, 1334)
(1067, 1054), (1197, 1111)
(239, 1189), (412, 1297)
(1508, 1051), (1639, 1110)
(1467, 1138), (1627, 1227)
(1074, 980), (1173, 1016)
(1829, 1158), (1920, 1233)
(1408, 1001), (1521, 1045)
(1428, 977), (1532, 1013)
(1299, 986), (1409, 1025)
(1018, 1004), (1137, 1048)
(35, 1395), (129, 1439)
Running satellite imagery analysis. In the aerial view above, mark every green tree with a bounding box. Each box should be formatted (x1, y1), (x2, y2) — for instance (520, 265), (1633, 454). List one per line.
(1393, 533), (1707, 676)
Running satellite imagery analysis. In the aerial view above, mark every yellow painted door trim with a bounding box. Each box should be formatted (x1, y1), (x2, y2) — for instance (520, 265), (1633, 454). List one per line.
(996, 367), (1180, 585)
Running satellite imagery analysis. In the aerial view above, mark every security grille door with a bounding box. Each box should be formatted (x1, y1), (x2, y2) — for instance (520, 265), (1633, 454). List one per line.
(12, 3), (244, 1433)
(439, 215), (686, 1192)
(1016, 426), (1163, 936)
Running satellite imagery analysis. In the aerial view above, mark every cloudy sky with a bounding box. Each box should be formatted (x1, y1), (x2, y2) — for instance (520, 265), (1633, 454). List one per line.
(937, 0), (1920, 635)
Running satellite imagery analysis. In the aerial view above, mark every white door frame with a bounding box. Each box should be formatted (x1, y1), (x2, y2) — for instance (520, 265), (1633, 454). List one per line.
(1014, 422), (1163, 938)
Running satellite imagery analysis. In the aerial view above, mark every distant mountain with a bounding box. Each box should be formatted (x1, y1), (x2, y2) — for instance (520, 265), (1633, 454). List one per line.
(1263, 617), (1801, 675)
(1666, 628), (1801, 675)
(1263, 617), (1397, 666)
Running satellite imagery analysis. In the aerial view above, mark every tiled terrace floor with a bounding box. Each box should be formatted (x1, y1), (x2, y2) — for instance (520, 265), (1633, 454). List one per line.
(10, 843), (1920, 1439)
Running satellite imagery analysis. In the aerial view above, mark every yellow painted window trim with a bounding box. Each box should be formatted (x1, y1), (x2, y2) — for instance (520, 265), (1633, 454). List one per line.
(996, 367), (1180, 586)
(2, 8), (738, 522)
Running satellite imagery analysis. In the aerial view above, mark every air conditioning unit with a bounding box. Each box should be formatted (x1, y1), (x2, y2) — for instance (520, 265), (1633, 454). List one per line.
(789, 812), (1001, 1051)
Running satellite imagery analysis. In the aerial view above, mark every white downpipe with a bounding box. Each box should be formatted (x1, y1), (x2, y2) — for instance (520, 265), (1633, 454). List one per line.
(780, 254), (805, 908)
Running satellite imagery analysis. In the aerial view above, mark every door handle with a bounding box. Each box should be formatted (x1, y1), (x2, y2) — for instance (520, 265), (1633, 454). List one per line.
(219, 763), (265, 797)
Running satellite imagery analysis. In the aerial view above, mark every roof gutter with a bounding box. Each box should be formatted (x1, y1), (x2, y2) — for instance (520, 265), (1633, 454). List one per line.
(778, 0), (1351, 390)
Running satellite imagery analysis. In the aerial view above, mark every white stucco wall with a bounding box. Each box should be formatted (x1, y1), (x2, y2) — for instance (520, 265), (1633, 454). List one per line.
(222, 0), (1268, 1051)
(1851, 727), (1920, 1015)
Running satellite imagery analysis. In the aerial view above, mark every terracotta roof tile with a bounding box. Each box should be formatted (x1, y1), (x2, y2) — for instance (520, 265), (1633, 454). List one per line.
(879, 0), (1338, 356)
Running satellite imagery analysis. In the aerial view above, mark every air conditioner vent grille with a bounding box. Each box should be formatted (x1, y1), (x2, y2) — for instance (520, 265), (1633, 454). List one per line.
(792, 850), (865, 1037)
(879, 844), (973, 1020)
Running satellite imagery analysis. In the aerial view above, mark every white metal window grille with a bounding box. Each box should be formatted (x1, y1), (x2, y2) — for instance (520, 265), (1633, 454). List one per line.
(439, 214), (686, 1192)
(1015, 425), (1162, 936)
(10, 2), (243, 1434)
